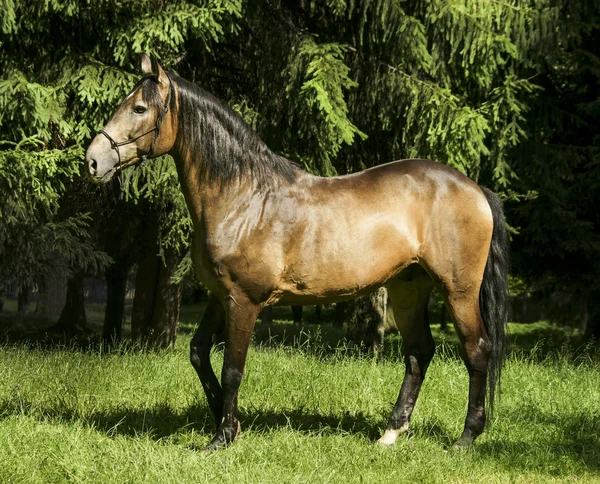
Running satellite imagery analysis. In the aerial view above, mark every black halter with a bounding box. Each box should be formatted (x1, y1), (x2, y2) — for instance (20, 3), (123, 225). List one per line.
(98, 74), (173, 196)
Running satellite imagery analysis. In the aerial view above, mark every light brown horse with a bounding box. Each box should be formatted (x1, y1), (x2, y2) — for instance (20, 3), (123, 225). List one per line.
(86, 54), (509, 450)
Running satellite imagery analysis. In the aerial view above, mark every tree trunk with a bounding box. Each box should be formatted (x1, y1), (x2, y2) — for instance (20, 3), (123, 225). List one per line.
(44, 274), (89, 342)
(17, 283), (30, 312)
(131, 250), (161, 343)
(333, 302), (347, 329)
(131, 246), (184, 349)
(291, 305), (303, 324)
(36, 275), (68, 320)
(440, 302), (449, 331)
(55, 274), (87, 331)
(150, 246), (183, 348)
(586, 319), (600, 340)
(346, 288), (388, 350)
(579, 301), (589, 335)
(584, 298), (600, 340)
(103, 266), (128, 345)
(260, 306), (273, 325)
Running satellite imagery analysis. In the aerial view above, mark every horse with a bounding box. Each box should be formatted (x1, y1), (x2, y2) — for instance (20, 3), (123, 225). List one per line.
(86, 53), (510, 451)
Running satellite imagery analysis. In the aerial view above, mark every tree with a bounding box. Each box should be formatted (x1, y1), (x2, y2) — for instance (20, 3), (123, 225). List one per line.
(0, 0), (236, 343)
(2, 0), (599, 341)
(208, 0), (599, 336)
(53, 273), (87, 336)
(508, 1), (600, 337)
(0, 143), (111, 315)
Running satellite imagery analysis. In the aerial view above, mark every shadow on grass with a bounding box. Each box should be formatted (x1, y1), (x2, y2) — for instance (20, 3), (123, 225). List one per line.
(0, 398), (212, 440)
(3, 298), (597, 363)
(2, 319), (596, 370)
(411, 417), (457, 448)
(240, 408), (382, 441)
(178, 299), (596, 363)
(476, 410), (600, 473)
(178, 304), (335, 335)
(251, 319), (598, 364)
(0, 397), (382, 442)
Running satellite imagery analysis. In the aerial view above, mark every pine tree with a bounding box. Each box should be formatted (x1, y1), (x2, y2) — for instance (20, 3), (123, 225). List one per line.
(0, 0), (240, 340)
(2, 0), (599, 340)
(508, 1), (600, 336)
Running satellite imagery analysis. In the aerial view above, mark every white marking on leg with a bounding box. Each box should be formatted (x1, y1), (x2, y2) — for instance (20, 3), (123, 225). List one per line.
(377, 422), (409, 445)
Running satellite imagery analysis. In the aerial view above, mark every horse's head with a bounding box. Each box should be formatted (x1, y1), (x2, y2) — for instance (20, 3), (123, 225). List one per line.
(86, 53), (177, 182)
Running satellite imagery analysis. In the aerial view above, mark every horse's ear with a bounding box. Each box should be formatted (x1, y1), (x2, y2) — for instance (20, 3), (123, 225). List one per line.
(151, 57), (169, 85)
(140, 52), (153, 75)
(141, 53), (168, 85)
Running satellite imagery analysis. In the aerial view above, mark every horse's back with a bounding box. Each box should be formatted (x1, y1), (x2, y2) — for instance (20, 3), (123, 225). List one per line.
(304, 158), (490, 237)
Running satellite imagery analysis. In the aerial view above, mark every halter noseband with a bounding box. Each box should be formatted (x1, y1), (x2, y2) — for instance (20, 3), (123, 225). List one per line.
(98, 74), (174, 196)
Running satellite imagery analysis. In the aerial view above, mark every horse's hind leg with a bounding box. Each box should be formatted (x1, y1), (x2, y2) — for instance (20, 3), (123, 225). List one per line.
(378, 265), (434, 445)
(444, 288), (490, 449)
(190, 295), (226, 426)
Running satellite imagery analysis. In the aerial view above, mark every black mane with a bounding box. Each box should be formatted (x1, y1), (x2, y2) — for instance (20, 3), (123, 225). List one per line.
(141, 74), (300, 186)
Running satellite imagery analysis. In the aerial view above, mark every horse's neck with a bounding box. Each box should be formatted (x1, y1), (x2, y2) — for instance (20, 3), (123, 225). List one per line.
(171, 152), (213, 225)
(171, 151), (272, 228)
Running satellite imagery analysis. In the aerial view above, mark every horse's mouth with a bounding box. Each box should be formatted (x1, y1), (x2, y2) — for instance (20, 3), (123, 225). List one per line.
(90, 158), (141, 184)
(101, 169), (117, 183)
(86, 168), (116, 184)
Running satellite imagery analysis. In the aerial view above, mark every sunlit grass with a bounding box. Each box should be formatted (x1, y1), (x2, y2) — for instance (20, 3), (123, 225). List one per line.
(0, 316), (599, 482)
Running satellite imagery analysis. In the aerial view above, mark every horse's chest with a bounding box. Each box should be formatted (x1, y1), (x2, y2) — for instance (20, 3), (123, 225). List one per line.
(190, 228), (278, 296)
(190, 235), (226, 295)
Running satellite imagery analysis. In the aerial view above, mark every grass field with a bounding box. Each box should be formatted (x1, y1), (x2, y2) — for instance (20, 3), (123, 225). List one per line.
(1, 305), (599, 483)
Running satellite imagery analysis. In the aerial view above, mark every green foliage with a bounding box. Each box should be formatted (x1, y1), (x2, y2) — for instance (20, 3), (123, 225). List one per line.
(479, 76), (541, 190)
(0, 0), (16, 35)
(1, 0), (599, 334)
(0, 0), (242, 288)
(113, 1), (242, 64)
(124, 156), (193, 259)
(0, 144), (111, 286)
(285, 38), (366, 175)
(202, 0), (573, 189)
(504, 2), (600, 331)
(200, 0), (600, 333)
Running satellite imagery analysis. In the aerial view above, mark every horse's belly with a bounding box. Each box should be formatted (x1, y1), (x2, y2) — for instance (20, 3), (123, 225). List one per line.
(275, 215), (419, 303)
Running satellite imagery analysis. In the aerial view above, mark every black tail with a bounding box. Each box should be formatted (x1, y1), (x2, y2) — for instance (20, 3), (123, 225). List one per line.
(479, 186), (510, 420)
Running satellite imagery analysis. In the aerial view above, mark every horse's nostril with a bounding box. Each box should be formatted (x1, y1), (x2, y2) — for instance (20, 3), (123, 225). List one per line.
(89, 158), (98, 176)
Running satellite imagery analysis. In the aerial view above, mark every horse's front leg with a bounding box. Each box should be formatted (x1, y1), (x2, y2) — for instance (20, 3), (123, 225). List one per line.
(205, 295), (260, 450)
(190, 295), (227, 426)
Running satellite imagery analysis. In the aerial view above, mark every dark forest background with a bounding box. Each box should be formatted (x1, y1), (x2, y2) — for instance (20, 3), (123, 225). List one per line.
(1, 0), (599, 345)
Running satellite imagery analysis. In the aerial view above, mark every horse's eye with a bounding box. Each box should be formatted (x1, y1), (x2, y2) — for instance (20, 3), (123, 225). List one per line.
(134, 105), (147, 114)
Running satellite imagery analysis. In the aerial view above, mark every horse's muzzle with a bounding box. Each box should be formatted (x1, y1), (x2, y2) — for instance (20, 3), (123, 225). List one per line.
(85, 135), (118, 182)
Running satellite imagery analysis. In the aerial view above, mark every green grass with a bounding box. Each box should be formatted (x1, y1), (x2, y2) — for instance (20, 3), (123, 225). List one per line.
(0, 314), (599, 483)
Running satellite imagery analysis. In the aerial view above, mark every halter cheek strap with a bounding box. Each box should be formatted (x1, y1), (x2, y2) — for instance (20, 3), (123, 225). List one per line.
(98, 74), (174, 197)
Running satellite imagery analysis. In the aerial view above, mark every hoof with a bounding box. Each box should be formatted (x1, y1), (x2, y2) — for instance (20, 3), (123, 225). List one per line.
(204, 420), (241, 451)
(451, 435), (474, 451)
